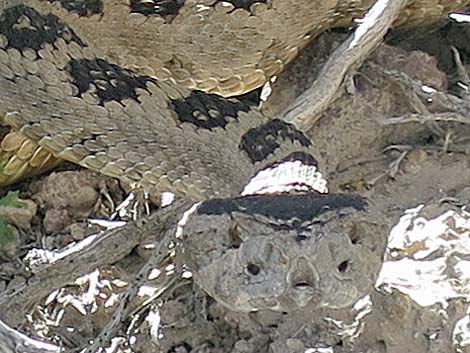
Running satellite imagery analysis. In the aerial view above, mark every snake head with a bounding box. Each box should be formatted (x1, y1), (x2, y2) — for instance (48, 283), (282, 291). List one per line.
(180, 193), (388, 312)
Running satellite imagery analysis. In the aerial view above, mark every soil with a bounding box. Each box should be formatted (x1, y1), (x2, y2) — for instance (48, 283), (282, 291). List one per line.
(1, 18), (470, 353)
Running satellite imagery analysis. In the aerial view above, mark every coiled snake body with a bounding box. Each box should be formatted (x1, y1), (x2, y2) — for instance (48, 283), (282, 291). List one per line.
(0, 0), (467, 312)
(0, 0), (469, 190)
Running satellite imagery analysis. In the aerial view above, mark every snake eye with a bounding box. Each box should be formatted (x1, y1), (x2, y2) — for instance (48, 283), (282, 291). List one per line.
(337, 260), (350, 273)
(246, 263), (261, 276)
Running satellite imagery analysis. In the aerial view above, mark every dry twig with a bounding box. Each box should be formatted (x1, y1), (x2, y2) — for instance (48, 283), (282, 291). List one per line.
(282, 0), (408, 130)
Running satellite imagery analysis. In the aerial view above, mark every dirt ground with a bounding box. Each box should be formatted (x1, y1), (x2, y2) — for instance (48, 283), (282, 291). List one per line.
(1, 17), (470, 353)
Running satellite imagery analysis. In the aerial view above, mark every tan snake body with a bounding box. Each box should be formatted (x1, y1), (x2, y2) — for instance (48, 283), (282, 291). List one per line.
(10, 0), (469, 97)
(0, 0), (468, 315)
(0, 0), (469, 194)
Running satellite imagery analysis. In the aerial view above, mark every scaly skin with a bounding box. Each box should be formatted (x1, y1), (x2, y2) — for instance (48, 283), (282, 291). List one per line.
(0, 0), (468, 187)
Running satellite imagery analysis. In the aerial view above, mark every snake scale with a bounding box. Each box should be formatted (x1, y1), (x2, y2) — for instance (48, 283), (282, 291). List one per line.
(0, 0), (468, 312)
(0, 0), (469, 190)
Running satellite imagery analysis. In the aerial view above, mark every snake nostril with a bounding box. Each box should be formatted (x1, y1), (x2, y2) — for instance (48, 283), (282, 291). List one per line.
(246, 263), (261, 276)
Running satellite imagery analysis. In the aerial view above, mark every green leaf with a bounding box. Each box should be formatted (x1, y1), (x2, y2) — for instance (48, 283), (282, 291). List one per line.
(0, 191), (26, 208)
(0, 218), (14, 247)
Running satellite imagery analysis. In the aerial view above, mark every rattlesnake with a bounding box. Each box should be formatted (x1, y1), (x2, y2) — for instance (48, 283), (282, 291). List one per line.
(0, 0), (467, 312)
(181, 193), (388, 312)
(1, 0), (469, 187)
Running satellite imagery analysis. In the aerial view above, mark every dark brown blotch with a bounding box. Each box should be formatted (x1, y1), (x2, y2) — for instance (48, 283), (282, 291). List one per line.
(46, 0), (103, 17)
(170, 90), (254, 130)
(239, 119), (312, 163)
(130, 0), (186, 17)
(0, 5), (86, 51)
(66, 58), (156, 104)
